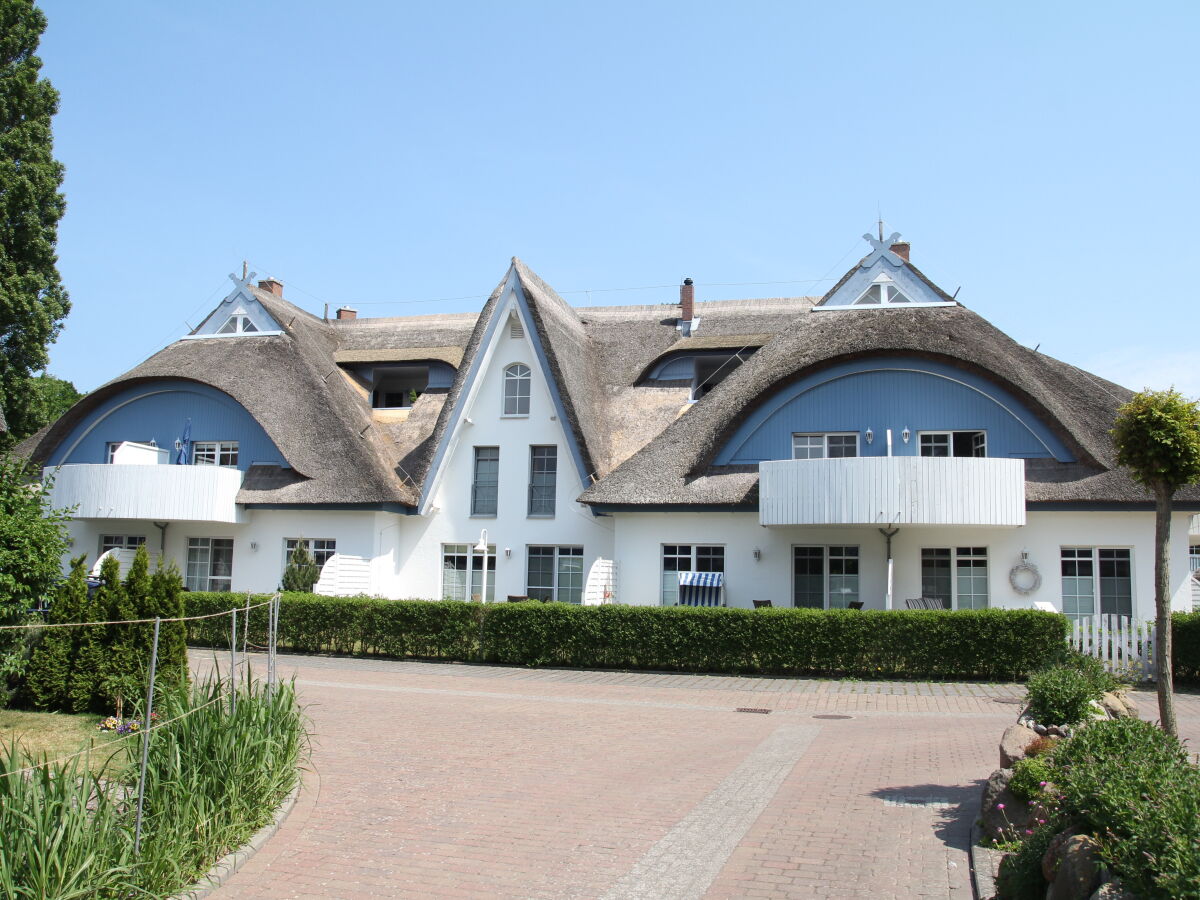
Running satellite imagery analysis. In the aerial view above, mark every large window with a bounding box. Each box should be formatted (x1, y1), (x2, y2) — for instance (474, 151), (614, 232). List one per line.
(284, 538), (336, 572)
(1061, 548), (1132, 619)
(791, 433), (858, 460)
(527, 546), (583, 603)
(920, 547), (988, 609)
(503, 363), (531, 416)
(100, 534), (146, 556)
(441, 543), (495, 602)
(186, 538), (233, 592)
(792, 546), (859, 608)
(919, 431), (986, 458)
(193, 441), (239, 467)
(471, 447), (499, 516)
(661, 544), (724, 606)
(528, 445), (557, 516)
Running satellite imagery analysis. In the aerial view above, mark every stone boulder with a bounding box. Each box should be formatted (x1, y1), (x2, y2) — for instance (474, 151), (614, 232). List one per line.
(1100, 690), (1138, 719)
(1090, 877), (1136, 899)
(1050, 835), (1104, 900)
(1042, 827), (1081, 883)
(980, 768), (1031, 842)
(1000, 722), (1039, 768)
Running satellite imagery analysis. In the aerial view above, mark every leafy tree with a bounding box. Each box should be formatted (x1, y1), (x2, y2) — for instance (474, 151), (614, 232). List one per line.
(25, 553), (86, 710)
(0, 451), (70, 608)
(281, 539), (319, 592)
(1112, 388), (1200, 736)
(14, 373), (82, 439)
(0, 0), (71, 446)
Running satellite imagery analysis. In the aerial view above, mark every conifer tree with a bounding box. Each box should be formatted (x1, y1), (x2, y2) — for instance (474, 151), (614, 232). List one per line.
(281, 539), (319, 592)
(0, 0), (71, 444)
(150, 558), (189, 689)
(25, 554), (86, 709)
(68, 554), (115, 712)
(100, 547), (146, 717)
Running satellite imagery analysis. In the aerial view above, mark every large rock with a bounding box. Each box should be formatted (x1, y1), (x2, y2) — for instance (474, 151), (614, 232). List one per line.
(1087, 699), (1109, 722)
(1042, 827), (1081, 883)
(979, 768), (1031, 842)
(1090, 878), (1136, 899)
(1050, 835), (1104, 900)
(1000, 723), (1039, 768)
(1099, 692), (1133, 719)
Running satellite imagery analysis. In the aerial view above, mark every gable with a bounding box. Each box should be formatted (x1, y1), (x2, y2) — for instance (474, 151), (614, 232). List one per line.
(188, 277), (283, 338)
(816, 233), (954, 310)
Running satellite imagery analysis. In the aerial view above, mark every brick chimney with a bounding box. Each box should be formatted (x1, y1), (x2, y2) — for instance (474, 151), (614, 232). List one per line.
(889, 241), (911, 262)
(335, 306), (357, 321)
(258, 277), (284, 296)
(679, 277), (694, 323)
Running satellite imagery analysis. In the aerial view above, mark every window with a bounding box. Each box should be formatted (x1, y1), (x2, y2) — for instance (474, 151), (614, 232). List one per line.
(100, 535), (146, 556)
(471, 447), (499, 515)
(920, 547), (988, 609)
(1061, 548), (1132, 620)
(186, 538), (233, 592)
(919, 431), (986, 458)
(661, 544), (724, 606)
(527, 546), (584, 603)
(503, 363), (531, 415)
(216, 314), (260, 334)
(371, 366), (429, 408)
(528, 446), (557, 516)
(193, 441), (239, 467)
(792, 545), (860, 608)
(441, 543), (495, 602)
(792, 433), (858, 460)
(692, 353), (750, 401)
(853, 276), (913, 306)
(284, 538), (336, 572)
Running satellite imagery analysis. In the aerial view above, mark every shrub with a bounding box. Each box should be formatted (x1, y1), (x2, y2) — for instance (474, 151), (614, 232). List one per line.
(184, 595), (1067, 680)
(1053, 718), (1200, 898)
(1024, 666), (1096, 726)
(1055, 648), (1122, 695)
(1175, 611), (1200, 682)
(997, 817), (1060, 900)
(280, 540), (319, 593)
(1009, 755), (1056, 801)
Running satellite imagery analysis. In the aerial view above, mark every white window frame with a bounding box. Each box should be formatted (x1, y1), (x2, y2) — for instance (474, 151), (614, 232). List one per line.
(283, 538), (337, 573)
(192, 440), (239, 467)
(918, 430), (987, 458)
(528, 445), (557, 517)
(100, 534), (146, 556)
(502, 363), (531, 417)
(792, 545), (860, 609)
(660, 544), (725, 606)
(471, 446), (499, 516)
(919, 547), (989, 609)
(526, 546), (584, 603)
(1060, 547), (1134, 620)
(441, 543), (495, 602)
(186, 537), (234, 592)
(852, 275), (914, 306)
(216, 314), (260, 335)
(791, 432), (859, 460)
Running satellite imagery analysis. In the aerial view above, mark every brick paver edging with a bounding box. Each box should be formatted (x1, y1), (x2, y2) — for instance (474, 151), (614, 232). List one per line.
(172, 780), (302, 900)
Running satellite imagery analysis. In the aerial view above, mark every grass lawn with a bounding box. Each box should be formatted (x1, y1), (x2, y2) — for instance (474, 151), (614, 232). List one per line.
(0, 709), (134, 774)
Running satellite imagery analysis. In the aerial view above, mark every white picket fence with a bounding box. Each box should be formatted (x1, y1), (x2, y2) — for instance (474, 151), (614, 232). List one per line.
(1069, 615), (1157, 682)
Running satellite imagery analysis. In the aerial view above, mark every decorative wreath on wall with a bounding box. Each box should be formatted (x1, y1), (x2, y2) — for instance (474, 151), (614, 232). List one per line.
(1009, 557), (1042, 595)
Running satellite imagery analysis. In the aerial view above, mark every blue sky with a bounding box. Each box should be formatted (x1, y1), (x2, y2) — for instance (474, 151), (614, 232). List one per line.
(37, 1), (1199, 396)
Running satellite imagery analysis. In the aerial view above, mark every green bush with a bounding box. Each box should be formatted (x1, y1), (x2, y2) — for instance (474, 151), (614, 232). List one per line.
(997, 818), (1060, 900)
(1009, 754), (1056, 801)
(1024, 666), (1096, 726)
(1053, 718), (1200, 898)
(1175, 612), (1200, 682)
(184, 595), (1067, 680)
(1055, 648), (1122, 694)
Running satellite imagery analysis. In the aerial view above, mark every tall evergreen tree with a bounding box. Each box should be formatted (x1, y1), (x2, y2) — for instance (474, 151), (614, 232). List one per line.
(0, 0), (70, 446)
(100, 547), (145, 717)
(68, 554), (114, 712)
(150, 558), (189, 689)
(25, 553), (86, 710)
(281, 539), (319, 592)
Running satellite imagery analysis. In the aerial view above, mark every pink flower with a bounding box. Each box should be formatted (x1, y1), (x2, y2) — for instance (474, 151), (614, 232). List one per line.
(997, 803), (1005, 810)
(1025, 829), (1034, 835)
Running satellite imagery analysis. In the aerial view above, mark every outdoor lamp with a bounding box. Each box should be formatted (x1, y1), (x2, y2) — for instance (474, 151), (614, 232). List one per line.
(865, 428), (874, 444)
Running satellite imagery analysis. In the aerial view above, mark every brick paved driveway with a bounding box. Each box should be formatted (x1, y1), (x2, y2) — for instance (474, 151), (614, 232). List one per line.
(206, 654), (1200, 900)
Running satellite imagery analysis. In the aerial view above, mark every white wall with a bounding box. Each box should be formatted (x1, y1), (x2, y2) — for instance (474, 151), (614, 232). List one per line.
(610, 509), (1195, 618)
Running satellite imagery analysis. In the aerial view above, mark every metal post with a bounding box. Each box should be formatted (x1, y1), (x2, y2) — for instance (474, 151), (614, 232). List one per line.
(267, 594), (278, 697)
(134, 617), (161, 856)
(242, 593), (250, 664)
(230, 607), (237, 716)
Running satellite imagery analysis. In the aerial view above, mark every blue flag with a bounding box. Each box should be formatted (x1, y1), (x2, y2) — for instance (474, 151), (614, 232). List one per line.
(176, 419), (192, 465)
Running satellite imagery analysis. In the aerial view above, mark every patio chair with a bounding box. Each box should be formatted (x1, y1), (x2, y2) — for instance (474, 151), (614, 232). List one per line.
(752, 599), (772, 609)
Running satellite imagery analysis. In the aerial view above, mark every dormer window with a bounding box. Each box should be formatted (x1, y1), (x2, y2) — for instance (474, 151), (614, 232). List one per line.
(853, 275), (913, 306)
(216, 314), (260, 334)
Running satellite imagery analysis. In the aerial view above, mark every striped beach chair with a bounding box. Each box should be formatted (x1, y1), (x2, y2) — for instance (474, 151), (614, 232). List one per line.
(677, 571), (725, 607)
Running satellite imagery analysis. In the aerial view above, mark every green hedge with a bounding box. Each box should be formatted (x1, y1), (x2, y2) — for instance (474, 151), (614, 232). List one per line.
(1174, 611), (1200, 683)
(184, 593), (1069, 680)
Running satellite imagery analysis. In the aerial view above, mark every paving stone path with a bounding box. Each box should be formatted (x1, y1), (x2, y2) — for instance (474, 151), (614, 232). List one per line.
(202, 653), (1200, 899)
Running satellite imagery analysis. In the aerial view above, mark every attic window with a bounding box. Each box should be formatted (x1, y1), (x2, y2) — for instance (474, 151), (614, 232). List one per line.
(372, 366), (430, 409)
(853, 277), (913, 306)
(509, 315), (524, 340)
(216, 315), (260, 334)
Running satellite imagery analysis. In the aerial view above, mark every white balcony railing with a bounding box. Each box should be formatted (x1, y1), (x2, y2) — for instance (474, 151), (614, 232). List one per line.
(45, 464), (246, 524)
(758, 457), (1025, 527)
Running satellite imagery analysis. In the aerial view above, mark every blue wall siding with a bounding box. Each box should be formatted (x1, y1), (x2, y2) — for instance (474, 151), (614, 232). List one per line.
(50, 380), (285, 469)
(715, 357), (1075, 464)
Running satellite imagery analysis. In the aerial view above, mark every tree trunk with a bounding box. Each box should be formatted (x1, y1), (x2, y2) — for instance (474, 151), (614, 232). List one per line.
(1154, 482), (1177, 737)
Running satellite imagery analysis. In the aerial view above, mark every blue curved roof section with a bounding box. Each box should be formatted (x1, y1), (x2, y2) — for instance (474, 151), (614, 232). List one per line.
(714, 356), (1076, 465)
(48, 379), (286, 470)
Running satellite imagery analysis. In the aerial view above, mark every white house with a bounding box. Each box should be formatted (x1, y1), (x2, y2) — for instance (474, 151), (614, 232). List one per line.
(21, 234), (1200, 618)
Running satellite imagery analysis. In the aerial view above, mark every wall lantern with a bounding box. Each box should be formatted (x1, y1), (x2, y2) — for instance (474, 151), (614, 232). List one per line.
(753, 547), (762, 561)
(865, 428), (874, 444)
(901, 427), (911, 443)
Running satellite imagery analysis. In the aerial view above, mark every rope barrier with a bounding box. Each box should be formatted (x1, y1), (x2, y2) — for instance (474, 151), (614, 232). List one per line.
(0, 596), (277, 631)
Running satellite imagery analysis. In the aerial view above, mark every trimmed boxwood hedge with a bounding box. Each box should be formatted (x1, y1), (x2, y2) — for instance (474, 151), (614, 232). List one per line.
(184, 593), (1072, 680)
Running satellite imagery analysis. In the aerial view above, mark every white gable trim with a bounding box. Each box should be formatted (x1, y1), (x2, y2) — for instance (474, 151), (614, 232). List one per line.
(190, 284), (284, 337)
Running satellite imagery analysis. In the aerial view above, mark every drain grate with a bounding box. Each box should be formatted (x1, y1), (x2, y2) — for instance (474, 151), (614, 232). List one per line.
(811, 714), (853, 720)
(736, 707), (772, 714)
(993, 697), (1025, 705)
